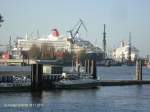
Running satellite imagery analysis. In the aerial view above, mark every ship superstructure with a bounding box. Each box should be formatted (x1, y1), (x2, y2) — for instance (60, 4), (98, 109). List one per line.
(11, 29), (104, 61)
(112, 41), (139, 62)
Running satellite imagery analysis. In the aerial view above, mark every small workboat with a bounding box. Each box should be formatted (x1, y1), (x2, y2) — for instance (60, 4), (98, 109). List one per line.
(144, 59), (150, 68)
(53, 67), (100, 89)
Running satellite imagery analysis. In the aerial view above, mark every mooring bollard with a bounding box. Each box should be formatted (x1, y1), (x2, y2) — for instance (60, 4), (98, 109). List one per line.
(136, 60), (142, 80)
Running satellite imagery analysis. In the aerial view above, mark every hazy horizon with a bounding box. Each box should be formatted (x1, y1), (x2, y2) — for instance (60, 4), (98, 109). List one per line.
(0, 0), (150, 57)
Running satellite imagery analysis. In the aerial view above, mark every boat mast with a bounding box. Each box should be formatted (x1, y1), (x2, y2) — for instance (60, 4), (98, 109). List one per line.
(8, 36), (12, 55)
(128, 32), (132, 62)
(103, 24), (106, 59)
(37, 29), (40, 39)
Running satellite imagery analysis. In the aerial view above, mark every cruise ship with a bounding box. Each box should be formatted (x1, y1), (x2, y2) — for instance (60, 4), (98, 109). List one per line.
(11, 29), (104, 63)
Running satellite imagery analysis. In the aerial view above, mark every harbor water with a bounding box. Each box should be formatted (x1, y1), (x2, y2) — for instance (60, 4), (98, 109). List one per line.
(0, 66), (150, 112)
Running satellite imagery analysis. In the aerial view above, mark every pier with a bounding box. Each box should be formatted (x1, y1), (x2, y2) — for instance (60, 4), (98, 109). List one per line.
(98, 80), (150, 86)
(98, 60), (148, 86)
(0, 59), (150, 91)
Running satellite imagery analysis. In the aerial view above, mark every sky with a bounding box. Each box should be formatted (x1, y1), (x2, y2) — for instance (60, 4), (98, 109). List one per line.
(0, 0), (150, 57)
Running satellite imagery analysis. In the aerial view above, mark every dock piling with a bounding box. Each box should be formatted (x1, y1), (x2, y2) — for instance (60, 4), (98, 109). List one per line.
(87, 60), (91, 74)
(85, 60), (88, 73)
(31, 64), (43, 91)
(75, 58), (80, 75)
(77, 64), (80, 76)
(31, 64), (36, 90)
(91, 60), (97, 79)
(136, 60), (142, 80)
(37, 64), (43, 89)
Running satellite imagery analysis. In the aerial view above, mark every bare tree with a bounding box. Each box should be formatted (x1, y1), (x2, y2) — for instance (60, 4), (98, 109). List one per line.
(76, 50), (88, 65)
(28, 44), (41, 59)
(0, 14), (4, 27)
(41, 43), (55, 59)
(62, 50), (73, 65)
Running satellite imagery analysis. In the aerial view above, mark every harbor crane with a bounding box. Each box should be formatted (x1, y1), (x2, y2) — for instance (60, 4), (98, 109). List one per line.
(67, 19), (87, 70)
(67, 19), (87, 44)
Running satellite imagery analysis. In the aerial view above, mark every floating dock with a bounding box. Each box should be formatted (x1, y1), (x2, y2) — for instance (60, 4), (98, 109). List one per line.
(0, 59), (149, 92)
(54, 79), (150, 89)
(0, 83), (31, 92)
(98, 80), (150, 86)
(1, 80), (150, 92)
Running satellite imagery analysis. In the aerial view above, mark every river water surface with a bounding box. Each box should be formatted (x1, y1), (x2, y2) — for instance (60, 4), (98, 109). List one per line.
(0, 66), (150, 112)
